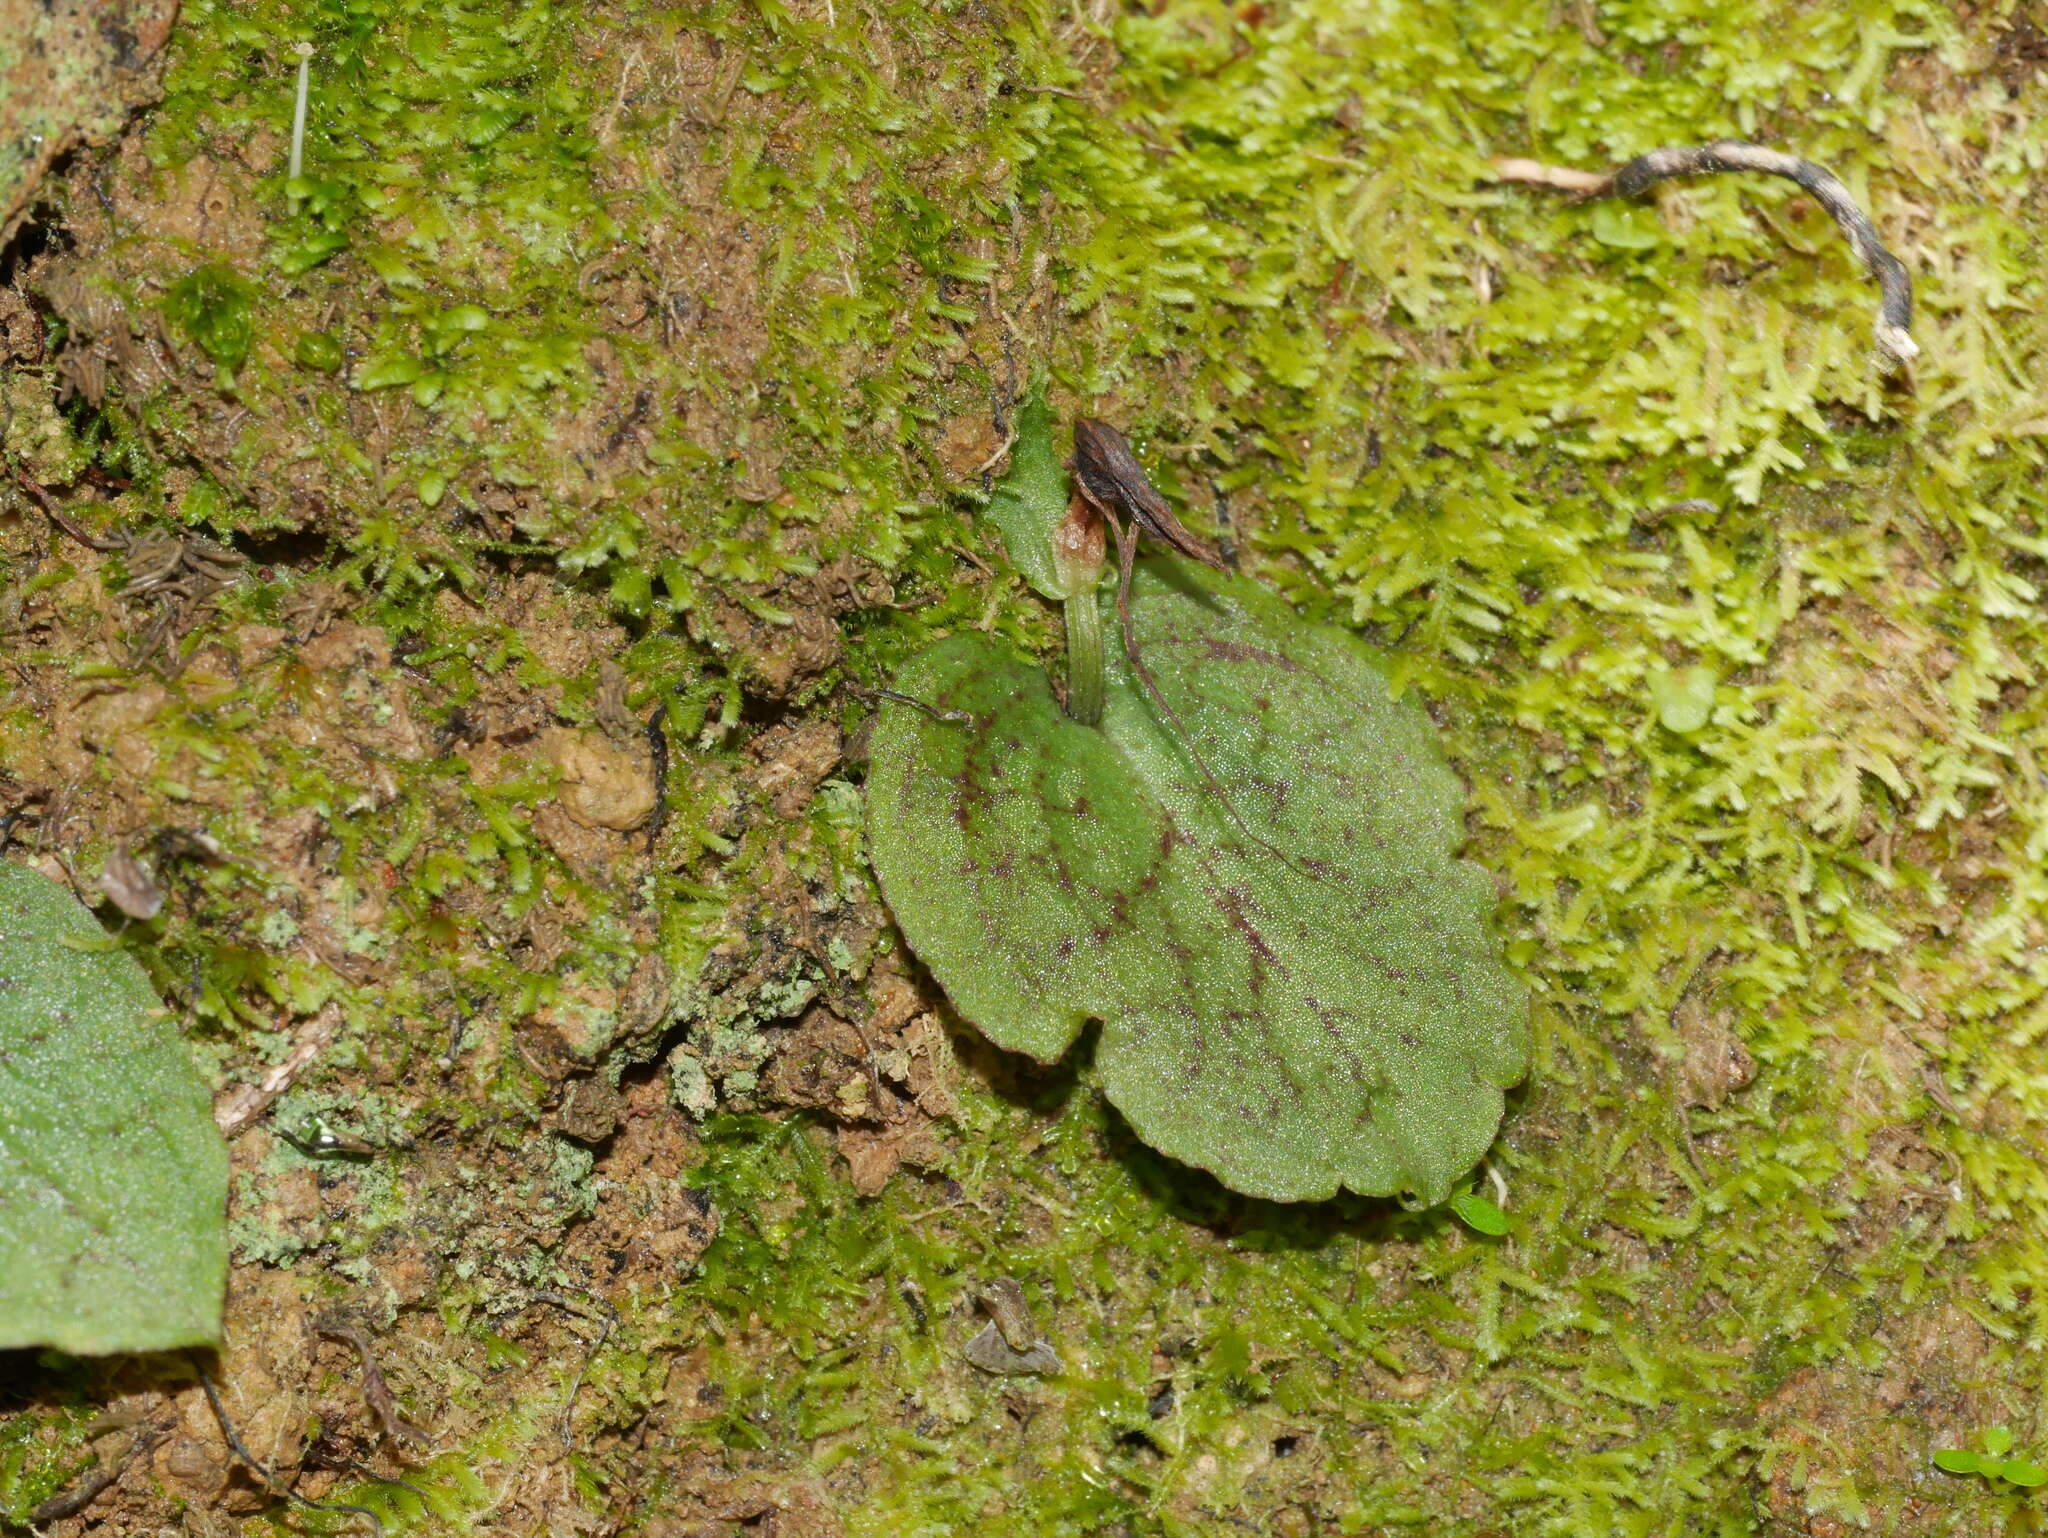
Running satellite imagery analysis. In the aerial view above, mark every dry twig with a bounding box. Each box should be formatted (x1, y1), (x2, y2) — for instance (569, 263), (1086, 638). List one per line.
(1490, 139), (1916, 367)
(214, 1001), (343, 1135)
(314, 1316), (434, 1448)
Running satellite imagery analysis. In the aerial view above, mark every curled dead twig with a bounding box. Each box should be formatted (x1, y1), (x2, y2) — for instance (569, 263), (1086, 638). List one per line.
(1491, 139), (1916, 368)
(313, 1316), (434, 1449)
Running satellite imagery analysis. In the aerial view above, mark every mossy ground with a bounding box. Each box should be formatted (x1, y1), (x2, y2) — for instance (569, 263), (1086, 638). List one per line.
(3, 0), (2047, 1533)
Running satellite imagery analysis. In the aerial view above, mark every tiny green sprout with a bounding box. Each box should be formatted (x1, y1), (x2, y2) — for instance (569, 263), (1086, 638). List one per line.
(1648, 664), (1718, 735)
(294, 329), (343, 372)
(287, 41), (313, 182)
(1447, 1187), (1510, 1236)
(163, 262), (256, 373)
(1935, 1427), (2048, 1488)
(985, 388), (1104, 723)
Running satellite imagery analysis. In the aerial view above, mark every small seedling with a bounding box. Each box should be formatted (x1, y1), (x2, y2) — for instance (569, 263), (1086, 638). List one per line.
(1934, 1427), (2048, 1488)
(162, 262), (256, 374)
(288, 41), (313, 182)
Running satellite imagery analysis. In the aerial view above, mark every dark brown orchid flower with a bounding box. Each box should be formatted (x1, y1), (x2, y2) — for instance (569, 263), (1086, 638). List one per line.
(1070, 420), (1225, 571)
(1068, 419), (1227, 676)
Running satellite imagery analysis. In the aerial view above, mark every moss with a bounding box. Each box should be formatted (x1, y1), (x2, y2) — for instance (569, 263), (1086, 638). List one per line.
(0, 1401), (95, 1527)
(3, 0), (2047, 1531)
(162, 261), (258, 372)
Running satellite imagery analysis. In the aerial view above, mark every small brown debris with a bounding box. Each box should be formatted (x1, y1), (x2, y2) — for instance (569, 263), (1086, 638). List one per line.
(558, 1073), (622, 1143)
(747, 718), (844, 818)
(593, 659), (637, 739)
(835, 1116), (942, 1196)
(1673, 987), (1755, 1111)
(935, 410), (1003, 481)
(541, 725), (658, 831)
(1486, 156), (1606, 193)
(978, 1277), (1036, 1352)
(98, 840), (164, 919)
(214, 1002), (343, 1135)
(964, 1278), (1061, 1376)
(298, 622), (390, 672)
(643, 1188), (721, 1272)
(532, 971), (624, 1062)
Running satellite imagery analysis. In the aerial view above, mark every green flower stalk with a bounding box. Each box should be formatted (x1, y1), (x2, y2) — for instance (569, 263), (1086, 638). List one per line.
(1052, 497), (1106, 726)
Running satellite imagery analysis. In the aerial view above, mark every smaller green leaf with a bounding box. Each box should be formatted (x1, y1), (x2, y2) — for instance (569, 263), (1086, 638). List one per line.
(1649, 665), (1718, 734)
(1986, 1427), (2016, 1457)
(1998, 1459), (2048, 1488)
(982, 387), (1071, 601)
(1589, 203), (1662, 250)
(295, 330), (344, 372)
(1933, 1449), (1983, 1475)
(276, 229), (349, 276)
(356, 354), (424, 390)
(1448, 1189), (1510, 1235)
(437, 303), (492, 334)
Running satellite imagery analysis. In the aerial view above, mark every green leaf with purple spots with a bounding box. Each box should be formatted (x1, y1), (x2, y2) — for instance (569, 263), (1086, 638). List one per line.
(0, 859), (228, 1353)
(867, 558), (1527, 1205)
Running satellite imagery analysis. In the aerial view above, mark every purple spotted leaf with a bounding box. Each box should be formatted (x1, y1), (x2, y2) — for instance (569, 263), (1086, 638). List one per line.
(867, 558), (1527, 1204)
(0, 858), (227, 1352)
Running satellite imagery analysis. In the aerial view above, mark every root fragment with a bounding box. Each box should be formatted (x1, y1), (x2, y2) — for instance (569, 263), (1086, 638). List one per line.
(1491, 139), (1916, 368)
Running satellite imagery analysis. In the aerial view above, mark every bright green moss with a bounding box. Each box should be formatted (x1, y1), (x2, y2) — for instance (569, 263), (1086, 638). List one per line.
(163, 261), (257, 372)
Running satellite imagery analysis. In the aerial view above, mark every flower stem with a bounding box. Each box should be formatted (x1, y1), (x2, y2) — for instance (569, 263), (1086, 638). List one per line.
(1063, 587), (1105, 727)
